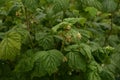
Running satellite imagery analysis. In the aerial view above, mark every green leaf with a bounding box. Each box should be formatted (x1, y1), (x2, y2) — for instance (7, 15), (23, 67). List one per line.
(52, 22), (70, 32)
(22, 0), (39, 10)
(14, 50), (36, 73)
(12, 27), (29, 44)
(0, 32), (5, 39)
(88, 61), (101, 71)
(31, 60), (47, 78)
(35, 32), (54, 50)
(0, 0), (8, 7)
(52, 0), (69, 13)
(87, 61), (101, 80)
(80, 43), (92, 59)
(87, 71), (101, 80)
(104, 50), (120, 74)
(89, 42), (101, 52)
(85, 7), (98, 17)
(0, 31), (21, 61)
(64, 18), (87, 26)
(52, 17), (86, 32)
(33, 49), (64, 75)
(7, 4), (20, 16)
(64, 44), (79, 52)
(66, 52), (86, 72)
(108, 35), (120, 46)
(14, 57), (34, 73)
(102, 0), (117, 12)
(80, 0), (102, 10)
(100, 70), (115, 80)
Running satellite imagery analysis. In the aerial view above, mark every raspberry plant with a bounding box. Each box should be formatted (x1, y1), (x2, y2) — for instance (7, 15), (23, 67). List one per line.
(0, 0), (120, 80)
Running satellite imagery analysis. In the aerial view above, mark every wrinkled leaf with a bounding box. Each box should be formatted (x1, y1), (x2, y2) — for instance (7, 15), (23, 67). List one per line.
(0, 31), (21, 61)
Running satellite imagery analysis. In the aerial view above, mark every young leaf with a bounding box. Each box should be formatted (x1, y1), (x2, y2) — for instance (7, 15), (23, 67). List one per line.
(52, 22), (70, 32)
(64, 18), (86, 25)
(85, 7), (98, 17)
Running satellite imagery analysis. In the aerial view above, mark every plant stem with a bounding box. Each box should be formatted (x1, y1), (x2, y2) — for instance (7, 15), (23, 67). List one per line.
(104, 13), (113, 46)
(24, 7), (30, 31)
(24, 7), (34, 48)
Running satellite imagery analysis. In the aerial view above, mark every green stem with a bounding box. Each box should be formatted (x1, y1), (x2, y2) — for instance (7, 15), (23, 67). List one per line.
(24, 7), (30, 31)
(104, 13), (113, 46)
(116, 1), (120, 11)
(61, 40), (65, 52)
(24, 7), (34, 49)
(54, 73), (56, 80)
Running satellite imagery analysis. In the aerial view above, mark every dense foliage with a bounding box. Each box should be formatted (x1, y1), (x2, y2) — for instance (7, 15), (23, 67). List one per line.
(0, 0), (120, 80)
